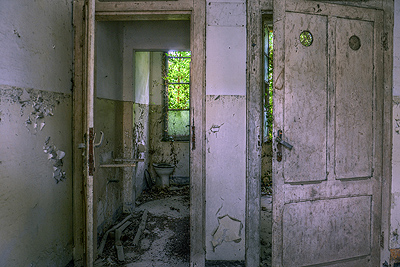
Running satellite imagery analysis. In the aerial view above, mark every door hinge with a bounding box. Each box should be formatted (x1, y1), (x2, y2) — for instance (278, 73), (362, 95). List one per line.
(88, 127), (95, 176)
(191, 125), (196, 150)
(380, 231), (385, 249)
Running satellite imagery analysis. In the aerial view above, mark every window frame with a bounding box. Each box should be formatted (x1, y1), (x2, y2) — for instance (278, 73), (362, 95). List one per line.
(162, 51), (191, 141)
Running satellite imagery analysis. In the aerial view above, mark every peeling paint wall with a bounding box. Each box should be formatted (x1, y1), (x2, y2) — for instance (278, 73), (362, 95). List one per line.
(0, 1), (73, 266)
(0, 87), (73, 266)
(204, 1), (247, 261)
(391, 1), (400, 261)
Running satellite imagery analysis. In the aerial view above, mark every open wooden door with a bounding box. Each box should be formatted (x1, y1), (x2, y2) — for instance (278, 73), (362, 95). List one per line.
(72, 0), (96, 266)
(272, 0), (384, 266)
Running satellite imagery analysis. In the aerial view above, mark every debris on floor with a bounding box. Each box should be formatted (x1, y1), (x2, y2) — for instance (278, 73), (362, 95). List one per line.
(94, 184), (272, 267)
(94, 185), (190, 267)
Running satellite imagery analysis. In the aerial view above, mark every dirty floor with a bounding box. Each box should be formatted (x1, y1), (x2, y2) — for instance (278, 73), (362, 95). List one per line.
(93, 185), (272, 267)
(94, 185), (190, 267)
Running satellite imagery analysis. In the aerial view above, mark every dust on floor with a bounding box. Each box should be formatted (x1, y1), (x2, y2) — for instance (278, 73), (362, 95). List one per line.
(94, 185), (190, 267)
(93, 186), (272, 267)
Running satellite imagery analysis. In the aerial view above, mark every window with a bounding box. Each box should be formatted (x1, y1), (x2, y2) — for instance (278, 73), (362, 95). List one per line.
(163, 51), (191, 141)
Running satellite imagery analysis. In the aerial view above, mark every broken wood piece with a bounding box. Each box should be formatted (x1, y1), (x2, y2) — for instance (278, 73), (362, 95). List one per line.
(133, 210), (148, 246)
(116, 244), (125, 262)
(98, 214), (132, 256)
(114, 221), (131, 262)
(115, 221), (132, 246)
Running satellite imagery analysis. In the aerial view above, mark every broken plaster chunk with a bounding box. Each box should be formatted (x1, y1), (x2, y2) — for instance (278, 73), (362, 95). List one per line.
(19, 89), (31, 103)
(57, 150), (65, 160)
(211, 215), (243, 249)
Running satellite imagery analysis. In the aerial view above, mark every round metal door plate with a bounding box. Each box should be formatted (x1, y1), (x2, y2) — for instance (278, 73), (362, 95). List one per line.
(349, 35), (361, 51)
(299, 31), (313, 47)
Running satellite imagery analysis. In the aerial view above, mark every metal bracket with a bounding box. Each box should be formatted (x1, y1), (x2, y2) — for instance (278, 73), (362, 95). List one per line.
(94, 131), (104, 148)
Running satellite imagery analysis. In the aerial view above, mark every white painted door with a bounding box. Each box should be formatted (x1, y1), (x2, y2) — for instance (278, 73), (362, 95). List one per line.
(272, 1), (384, 266)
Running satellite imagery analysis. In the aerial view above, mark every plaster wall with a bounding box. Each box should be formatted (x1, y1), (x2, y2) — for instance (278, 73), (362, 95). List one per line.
(94, 98), (125, 239)
(0, 1), (73, 266)
(205, 1), (247, 261)
(96, 22), (123, 101)
(0, 1), (72, 94)
(122, 20), (190, 103)
(391, 0), (400, 257)
(94, 21), (130, 239)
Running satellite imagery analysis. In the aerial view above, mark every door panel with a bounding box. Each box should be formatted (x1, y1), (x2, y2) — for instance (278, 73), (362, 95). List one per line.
(283, 12), (328, 183)
(335, 18), (374, 180)
(272, 1), (383, 266)
(282, 196), (371, 266)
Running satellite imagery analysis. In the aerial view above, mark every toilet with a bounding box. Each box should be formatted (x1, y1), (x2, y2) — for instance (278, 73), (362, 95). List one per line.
(152, 163), (175, 188)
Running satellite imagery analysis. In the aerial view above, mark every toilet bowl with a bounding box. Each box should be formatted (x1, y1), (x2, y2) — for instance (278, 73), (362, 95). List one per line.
(152, 163), (175, 188)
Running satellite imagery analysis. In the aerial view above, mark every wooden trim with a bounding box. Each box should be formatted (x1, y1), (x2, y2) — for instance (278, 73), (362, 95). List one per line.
(381, 0), (394, 264)
(96, 11), (190, 21)
(246, 0), (262, 266)
(95, 0), (193, 13)
(85, 0), (96, 266)
(190, 0), (206, 266)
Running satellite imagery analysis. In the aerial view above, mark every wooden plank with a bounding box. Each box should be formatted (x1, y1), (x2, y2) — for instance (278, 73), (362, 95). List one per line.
(115, 221), (132, 262)
(133, 210), (148, 246)
(246, 0), (262, 266)
(98, 214), (132, 256)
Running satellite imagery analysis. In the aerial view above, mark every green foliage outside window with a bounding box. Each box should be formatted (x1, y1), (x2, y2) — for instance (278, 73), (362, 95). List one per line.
(163, 51), (191, 140)
(164, 51), (191, 110)
(264, 27), (273, 141)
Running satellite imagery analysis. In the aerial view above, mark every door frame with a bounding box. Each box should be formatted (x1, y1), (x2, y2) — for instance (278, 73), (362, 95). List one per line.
(72, 0), (206, 266)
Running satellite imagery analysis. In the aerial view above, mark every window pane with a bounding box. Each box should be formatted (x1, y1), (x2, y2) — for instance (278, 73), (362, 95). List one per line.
(167, 51), (191, 58)
(167, 110), (190, 137)
(167, 57), (191, 83)
(168, 83), (190, 110)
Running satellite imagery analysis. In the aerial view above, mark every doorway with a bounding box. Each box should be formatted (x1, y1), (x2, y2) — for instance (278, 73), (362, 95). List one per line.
(93, 20), (191, 265)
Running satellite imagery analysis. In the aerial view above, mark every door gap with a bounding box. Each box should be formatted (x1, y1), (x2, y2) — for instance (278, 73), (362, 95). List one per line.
(260, 13), (273, 267)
